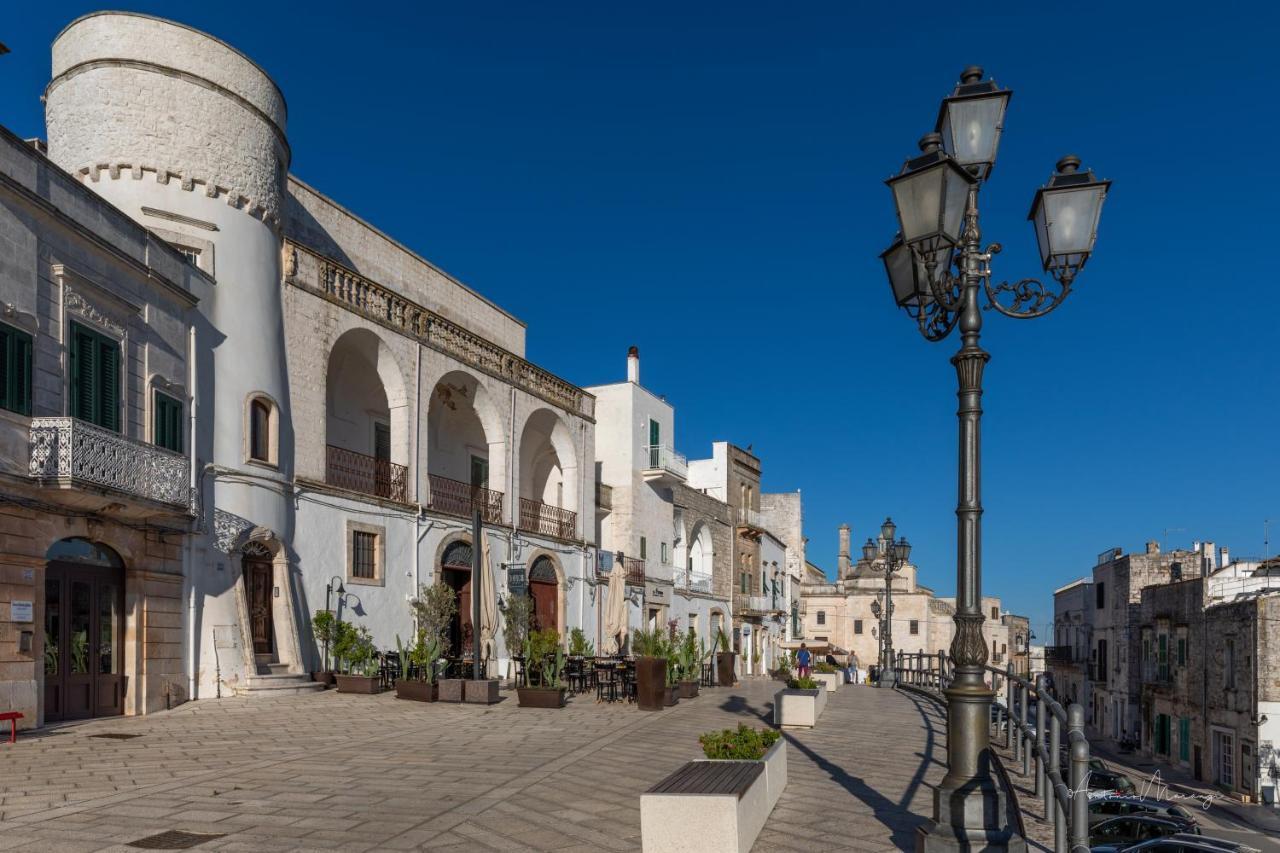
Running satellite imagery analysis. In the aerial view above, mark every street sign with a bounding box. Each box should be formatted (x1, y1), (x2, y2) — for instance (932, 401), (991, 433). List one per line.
(508, 566), (527, 595)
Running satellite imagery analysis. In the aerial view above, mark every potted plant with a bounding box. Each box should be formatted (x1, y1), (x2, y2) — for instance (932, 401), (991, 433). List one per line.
(500, 594), (533, 686)
(394, 631), (445, 702)
(516, 628), (567, 708)
(658, 632), (679, 706)
(774, 674), (827, 729)
(412, 582), (461, 700)
(632, 627), (667, 711)
(333, 623), (381, 693)
(812, 661), (841, 693)
(310, 610), (337, 685)
(568, 626), (594, 657)
(715, 628), (737, 687)
(676, 629), (699, 699)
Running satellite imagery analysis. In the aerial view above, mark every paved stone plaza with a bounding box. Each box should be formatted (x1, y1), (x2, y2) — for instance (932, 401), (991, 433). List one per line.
(0, 680), (961, 852)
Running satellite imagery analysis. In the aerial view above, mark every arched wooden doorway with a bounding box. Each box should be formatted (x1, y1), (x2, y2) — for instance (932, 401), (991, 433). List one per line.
(440, 540), (473, 656)
(243, 542), (274, 658)
(528, 556), (558, 633)
(44, 538), (125, 721)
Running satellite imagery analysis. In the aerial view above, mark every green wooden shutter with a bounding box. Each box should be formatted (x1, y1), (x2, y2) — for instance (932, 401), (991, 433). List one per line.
(70, 325), (97, 422)
(153, 392), (183, 452)
(0, 324), (32, 415)
(97, 336), (120, 431)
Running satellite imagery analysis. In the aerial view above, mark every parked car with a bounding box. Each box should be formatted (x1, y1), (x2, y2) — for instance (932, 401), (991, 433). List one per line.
(1086, 769), (1138, 796)
(1086, 795), (1196, 828)
(1107, 833), (1260, 853)
(1088, 813), (1200, 851)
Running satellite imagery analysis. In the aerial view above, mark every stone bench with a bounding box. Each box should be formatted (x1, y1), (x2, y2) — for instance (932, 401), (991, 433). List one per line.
(641, 746), (783, 853)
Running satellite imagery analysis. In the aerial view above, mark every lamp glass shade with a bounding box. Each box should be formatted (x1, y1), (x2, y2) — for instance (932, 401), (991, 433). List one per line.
(882, 239), (950, 308)
(939, 90), (1010, 179)
(880, 517), (897, 543)
(896, 538), (912, 563)
(889, 157), (974, 250)
(1031, 183), (1108, 272)
(862, 539), (877, 562)
(871, 600), (882, 617)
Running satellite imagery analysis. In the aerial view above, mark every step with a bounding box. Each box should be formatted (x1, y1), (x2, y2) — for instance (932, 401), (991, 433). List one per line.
(234, 673), (326, 697)
(256, 661), (292, 676)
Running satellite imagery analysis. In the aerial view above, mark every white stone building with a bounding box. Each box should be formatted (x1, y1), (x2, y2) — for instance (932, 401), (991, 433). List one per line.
(18, 10), (598, 712)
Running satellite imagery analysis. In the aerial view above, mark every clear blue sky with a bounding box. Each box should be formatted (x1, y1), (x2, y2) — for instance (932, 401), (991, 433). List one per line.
(4, 2), (1278, 636)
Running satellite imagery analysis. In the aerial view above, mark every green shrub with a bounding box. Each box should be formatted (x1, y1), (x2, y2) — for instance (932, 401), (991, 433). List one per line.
(787, 676), (818, 690)
(715, 629), (730, 653)
(411, 583), (457, 651)
(698, 724), (781, 761)
(569, 627), (594, 656)
(524, 628), (565, 689)
(632, 627), (663, 658)
(814, 662), (838, 674)
(334, 623), (377, 675)
(501, 595), (533, 659)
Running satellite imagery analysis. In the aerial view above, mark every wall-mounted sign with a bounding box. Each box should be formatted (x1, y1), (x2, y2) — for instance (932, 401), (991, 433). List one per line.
(508, 567), (527, 595)
(645, 582), (669, 603)
(10, 601), (33, 623)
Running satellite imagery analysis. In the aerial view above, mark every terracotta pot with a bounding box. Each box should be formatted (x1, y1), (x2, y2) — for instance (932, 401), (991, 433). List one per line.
(334, 674), (380, 694)
(716, 652), (737, 687)
(636, 657), (666, 711)
(663, 686), (679, 706)
(517, 686), (566, 708)
(395, 680), (437, 702)
(311, 671), (335, 686)
(678, 680), (699, 699)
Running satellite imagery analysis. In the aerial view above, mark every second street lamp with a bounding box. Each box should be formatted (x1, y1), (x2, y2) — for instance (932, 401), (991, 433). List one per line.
(883, 67), (1109, 853)
(863, 522), (911, 689)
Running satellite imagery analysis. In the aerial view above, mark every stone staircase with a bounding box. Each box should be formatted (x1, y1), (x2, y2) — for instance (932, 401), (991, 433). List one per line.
(233, 657), (326, 697)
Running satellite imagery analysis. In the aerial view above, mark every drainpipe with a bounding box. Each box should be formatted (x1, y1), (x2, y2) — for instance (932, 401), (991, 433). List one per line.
(184, 324), (198, 701)
(413, 345), (422, 612)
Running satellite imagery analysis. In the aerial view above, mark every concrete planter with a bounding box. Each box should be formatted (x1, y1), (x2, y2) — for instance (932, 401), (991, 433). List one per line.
(464, 678), (500, 704)
(641, 740), (788, 853)
(812, 672), (840, 693)
(438, 678), (465, 702)
(516, 686), (566, 708)
(334, 674), (380, 694)
(311, 671), (334, 686)
(773, 687), (827, 729)
(394, 680), (437, 702)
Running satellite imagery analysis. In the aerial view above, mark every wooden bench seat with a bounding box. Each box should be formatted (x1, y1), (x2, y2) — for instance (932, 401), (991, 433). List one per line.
(646, 760), (763, 798)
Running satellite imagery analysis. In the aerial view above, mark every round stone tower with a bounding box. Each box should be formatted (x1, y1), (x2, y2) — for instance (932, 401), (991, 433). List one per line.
(45, 13), (300, 690)
(45, 11), (293, 513)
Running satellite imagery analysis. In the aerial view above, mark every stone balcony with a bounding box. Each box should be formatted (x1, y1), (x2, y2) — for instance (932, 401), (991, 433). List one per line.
(28, 417), (192, 514)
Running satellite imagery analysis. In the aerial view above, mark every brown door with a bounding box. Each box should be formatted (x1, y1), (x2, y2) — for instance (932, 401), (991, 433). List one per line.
(245, 558), (274, 656)
(44, 561), (124, 721)
(530, 580), (557, 634)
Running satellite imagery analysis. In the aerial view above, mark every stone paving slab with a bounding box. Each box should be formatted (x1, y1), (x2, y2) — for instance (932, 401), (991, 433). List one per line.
(0, 679), (960, 851)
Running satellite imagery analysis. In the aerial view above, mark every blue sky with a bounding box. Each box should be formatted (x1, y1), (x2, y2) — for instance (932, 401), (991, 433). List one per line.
(3, 2), (1278, 635)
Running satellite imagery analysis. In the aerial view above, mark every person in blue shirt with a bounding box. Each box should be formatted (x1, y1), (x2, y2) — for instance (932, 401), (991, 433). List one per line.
(796, 643), (812, 678)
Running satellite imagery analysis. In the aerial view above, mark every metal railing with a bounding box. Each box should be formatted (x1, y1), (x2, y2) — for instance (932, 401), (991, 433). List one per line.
(325, 445), (408, 502)
(622, 556), (645, 586)
(896, 650), (1095, 853)
(425, 473), (503, 523)
(518, 498), (577, 539)
(736, 506), (763, 529)
(643, 444), (688, 479)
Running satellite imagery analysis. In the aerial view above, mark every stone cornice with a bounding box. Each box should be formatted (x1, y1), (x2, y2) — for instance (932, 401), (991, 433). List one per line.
(79, 160), (281, 232)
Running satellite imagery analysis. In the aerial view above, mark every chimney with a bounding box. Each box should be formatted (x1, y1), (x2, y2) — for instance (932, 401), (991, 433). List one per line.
(627, 345), (640, 384)
(1220, 546), (1231, 567)
(838, 524), (851, 577)
(1201, 541), (1215, 572)
(1145, 540), (1160, 554)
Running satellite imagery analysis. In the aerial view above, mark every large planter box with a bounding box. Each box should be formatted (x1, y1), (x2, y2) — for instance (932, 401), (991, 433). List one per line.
(773, 687), (827, 729)
(677, 680), (699, 699)
(464, 678), (500, 704)
(663, 686), (679, 707)
(641, 740), (787, 853)
(517, 686), (566, 708)
(636, 657), (667, 711)
(311, 671), (334, 686)
(334, 674), (380, 694)
(812, 672), (841, 694)
(715, 652), (737, 687)
(395, 680), (437, 702)
(438, 678), (465, 702)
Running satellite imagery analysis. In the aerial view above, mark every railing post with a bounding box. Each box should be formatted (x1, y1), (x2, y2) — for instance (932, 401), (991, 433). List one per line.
(1005, 669), (1014, 749)
(1050, 707), (1065, 853)
(1018, 682), (1030, 774)
(1068, 704), (1088, 853)
(1035, 675), (1048, 799)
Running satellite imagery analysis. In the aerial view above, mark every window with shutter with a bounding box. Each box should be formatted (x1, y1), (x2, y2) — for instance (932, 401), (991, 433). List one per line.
(153, 391), (183, 452)
(0, 323), (33, 415)
(70, 323), (121, 431)
(249, 399), (272, 462)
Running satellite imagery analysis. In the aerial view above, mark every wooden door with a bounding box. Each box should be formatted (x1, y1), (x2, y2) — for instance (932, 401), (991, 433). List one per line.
(530, 580), (556, 633)
(44, 562), (124, 721)
(245, 558), (274, 656)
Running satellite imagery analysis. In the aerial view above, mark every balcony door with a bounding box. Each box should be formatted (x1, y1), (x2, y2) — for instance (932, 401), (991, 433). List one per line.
(44, 538), (125, 722)
(648, 419), (660, 467)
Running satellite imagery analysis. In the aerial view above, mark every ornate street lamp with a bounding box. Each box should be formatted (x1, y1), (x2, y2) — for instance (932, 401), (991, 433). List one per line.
(882, 67), (1109, 853)
(863, 521), (909, 689)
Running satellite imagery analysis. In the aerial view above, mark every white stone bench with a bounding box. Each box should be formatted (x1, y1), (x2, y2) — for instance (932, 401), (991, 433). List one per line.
(641, 740), (787, 853)
(773, 687), (828, 729)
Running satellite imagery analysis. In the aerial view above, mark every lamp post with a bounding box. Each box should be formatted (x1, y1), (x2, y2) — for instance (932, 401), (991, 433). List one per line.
(881, 67), (1109, 852)
(324, 576), (346, 672)
(863, 519), (911, 688)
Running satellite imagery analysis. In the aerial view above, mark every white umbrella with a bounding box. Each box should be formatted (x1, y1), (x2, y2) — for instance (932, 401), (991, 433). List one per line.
(479, 535), (498, 675)
(603, 560), (627, 654)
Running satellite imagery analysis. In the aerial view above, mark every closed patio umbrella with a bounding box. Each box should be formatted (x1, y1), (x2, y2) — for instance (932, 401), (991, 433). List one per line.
(479, 534), (498, 675)
(603, 561), (627, 654)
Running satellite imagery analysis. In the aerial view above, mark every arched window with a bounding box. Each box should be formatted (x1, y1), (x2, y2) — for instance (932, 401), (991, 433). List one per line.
(247, 396), (276, 465)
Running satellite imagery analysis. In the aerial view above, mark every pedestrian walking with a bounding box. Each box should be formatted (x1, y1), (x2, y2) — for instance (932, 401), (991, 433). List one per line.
(796, 643), (812, 678)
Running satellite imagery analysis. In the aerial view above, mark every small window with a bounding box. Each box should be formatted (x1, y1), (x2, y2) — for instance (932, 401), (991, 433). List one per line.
(661, 542), (668, 565)
(910, 620), (919, 635)
(346, 523), (384, 584)
(69, 322), (121, 431)
(639, 536), (647, 561)
(249, 398), (273, 463)
(1177, 636), (1186, 666)
(153, 390), (183, 452)
(176, 246), (202, 268)
(1096, 582), (1106, 609)
(816, 610), (826, 626)
(991, 606), (999, 620)
(854, 619), (863, 634)
(0, 323), (33, 416)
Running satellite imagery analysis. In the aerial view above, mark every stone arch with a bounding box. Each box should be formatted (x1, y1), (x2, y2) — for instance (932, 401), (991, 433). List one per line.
(230, 526), (303, 677)
(688, 520), (713, 582)
(325, 329), (411, 495)
(426, 370), (507, 511)
(517, 407), (579, 537)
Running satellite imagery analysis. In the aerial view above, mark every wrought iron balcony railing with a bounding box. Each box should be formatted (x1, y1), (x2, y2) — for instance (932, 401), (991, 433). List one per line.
(425, 473), (503, 524)
(518, 498), (577, 540)
(736, 506), (763, 529)
(1087, 662), (1108, 683)
(29, 417), (192, 511)
(643, 444), (687, 480)
(1045, 645), (1078, 664)
(326, 445), (408, 503)
(675, 568), (714, 595)
(622, 556), (646, 587)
